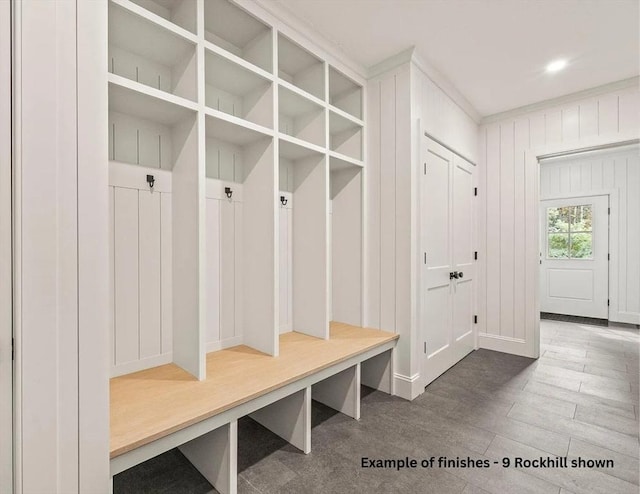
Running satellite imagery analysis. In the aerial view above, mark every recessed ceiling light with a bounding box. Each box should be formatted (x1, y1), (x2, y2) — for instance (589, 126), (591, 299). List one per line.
(546, 59), (567, 73)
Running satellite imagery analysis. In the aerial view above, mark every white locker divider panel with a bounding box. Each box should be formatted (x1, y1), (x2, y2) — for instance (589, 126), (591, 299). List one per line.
(421, 137), (475, 387)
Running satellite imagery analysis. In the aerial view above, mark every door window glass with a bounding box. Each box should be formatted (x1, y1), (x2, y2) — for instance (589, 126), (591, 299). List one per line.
(547, 205), (593, 259)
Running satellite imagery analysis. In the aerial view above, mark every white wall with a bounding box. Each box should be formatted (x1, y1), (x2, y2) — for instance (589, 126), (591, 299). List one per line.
(367, 50), (479, 399)
(14, 1), (109, 492)
(478, 82), (640, 354)
(540, 148), (640, 324)
(0, 1), (12, 491)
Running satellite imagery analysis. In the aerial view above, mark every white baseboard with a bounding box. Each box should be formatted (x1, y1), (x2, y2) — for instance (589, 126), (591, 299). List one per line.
(111, 353), (173, 377)
(206, 335), (243, 353)
(393, 372), (423, 401)
(613, 312), (640, 325)
(478, 333), (537, 358)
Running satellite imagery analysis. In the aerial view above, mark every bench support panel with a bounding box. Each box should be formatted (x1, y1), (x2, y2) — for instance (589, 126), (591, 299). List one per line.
(312, 364), (361, 420)
(361, 349), (394, 394)
(179, 421), (238, 494)
(249, 387), (311, 454)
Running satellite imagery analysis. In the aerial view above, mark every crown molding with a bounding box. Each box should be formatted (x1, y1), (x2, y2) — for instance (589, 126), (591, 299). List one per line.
(481, 76), (640, 125)
(246, 0), (368, 81)
(368, 47), (481, 124)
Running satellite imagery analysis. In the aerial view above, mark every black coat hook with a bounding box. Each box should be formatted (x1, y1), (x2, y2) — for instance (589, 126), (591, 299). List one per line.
(146, 174), (155, 189)
(225, 187), (233, 200)
(280, 195), (288, 206)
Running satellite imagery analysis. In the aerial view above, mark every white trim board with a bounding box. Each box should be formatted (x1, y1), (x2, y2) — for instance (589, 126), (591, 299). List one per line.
(0, 1), (12, 491)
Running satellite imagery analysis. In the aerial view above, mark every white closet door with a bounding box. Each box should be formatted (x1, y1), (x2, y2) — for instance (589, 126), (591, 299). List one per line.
(451, 155), (475, 361)
(421, 137), (475, 387)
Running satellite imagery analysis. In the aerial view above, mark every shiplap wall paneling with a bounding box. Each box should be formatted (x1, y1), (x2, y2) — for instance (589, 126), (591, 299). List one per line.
(540, 148), (640, 324)
(109, 164), (174, 376)
(279, 190), (293, 333)
(279, 143), (329, 339)
(331, 159), (363, 326)
(205, 179), (244, 351)
(480, 85), (640, 351)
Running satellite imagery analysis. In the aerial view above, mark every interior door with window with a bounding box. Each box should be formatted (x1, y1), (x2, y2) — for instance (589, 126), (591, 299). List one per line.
(421, 137), (475, 387)
(540, 195), (609, 319)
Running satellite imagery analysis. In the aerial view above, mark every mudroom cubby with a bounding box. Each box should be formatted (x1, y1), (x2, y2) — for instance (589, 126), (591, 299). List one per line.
(204, 49), (273, 128)
(204, 0), (272, 73)
(330, 157), (363, 326)
(106, 0), (366, 382)
(329, 66), (363, 120)
(128, 0), (197, 34)
(278, 85), (326, 148)
(108, 82), (198, 170)
(329, 110), (363, 162)
(278, 34), (325, 100)
(278, 139), (329, 339)
(109, 1), (197, 102)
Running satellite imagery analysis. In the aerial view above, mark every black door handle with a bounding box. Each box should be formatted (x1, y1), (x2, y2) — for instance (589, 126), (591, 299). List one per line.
(458, 271), (464, 278)
(450, 271), (459, 280)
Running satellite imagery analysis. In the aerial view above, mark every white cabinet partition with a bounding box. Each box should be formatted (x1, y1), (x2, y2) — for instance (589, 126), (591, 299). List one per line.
(107, 0), (366, 378)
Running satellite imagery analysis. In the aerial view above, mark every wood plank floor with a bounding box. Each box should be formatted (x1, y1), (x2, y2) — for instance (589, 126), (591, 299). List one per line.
(114, 320), (639, 494)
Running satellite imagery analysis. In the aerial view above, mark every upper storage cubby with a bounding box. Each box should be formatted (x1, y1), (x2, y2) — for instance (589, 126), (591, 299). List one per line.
(205, 49), (273, 128)
(205, 113), (273, 183)
(278, 34), (324, 100)
(128, 0), (197, 34)
(279, 86), (325, 148)
(108, 82), (197, 170)
(329, 111), (363, 162)
(329, 67), (362, 120)
(109, 1), (197, 101)
(204, 0), (272, 73)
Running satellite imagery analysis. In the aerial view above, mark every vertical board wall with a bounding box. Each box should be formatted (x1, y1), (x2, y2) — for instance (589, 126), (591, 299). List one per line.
(540, 149), (640, 323)
(479, 83), (640, 354)
(366, 53), (479, 399)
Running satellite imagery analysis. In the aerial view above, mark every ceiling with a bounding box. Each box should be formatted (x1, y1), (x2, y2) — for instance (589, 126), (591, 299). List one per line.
(274, 0), (640, 117)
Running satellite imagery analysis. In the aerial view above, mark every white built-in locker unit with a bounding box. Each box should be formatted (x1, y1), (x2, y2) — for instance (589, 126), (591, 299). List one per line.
(106, 0), (366, 378)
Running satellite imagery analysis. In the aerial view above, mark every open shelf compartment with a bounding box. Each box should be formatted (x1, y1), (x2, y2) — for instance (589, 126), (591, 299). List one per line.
(109, 1), (197, 102)
(205, 113), (273, 183)
(204, 0), (272, 72)
(128, 0), (197, 33)
(108, 82), (197, 170)
(278, 34), (325, 100)
(279, 86), (325, 148)
(205, 49), (273, 129)
(329, 66), (363, 120)
(329, 110), (363, 161)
